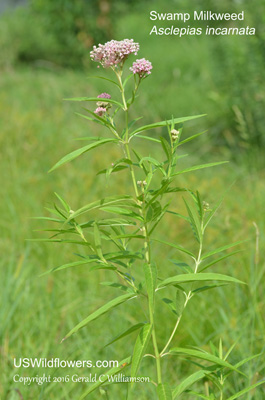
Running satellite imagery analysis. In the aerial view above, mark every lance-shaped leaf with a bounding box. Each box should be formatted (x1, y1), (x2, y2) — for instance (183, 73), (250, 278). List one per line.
(89, 75), (120, 88)
(93, 222), (105, 262)
(132, 134), (161, 143)
(152, 238), (195, 258)
(144, 263), (157, 313)
(62, 293), (136, 342)
(157, 383), (173, 400)
(67, 195), (135, 221)
(183, 198), (202, 243)
(103, 323), (145, 348)
(177, 131), (207, 147)
(173, 370), (209, 398)
(169, 348), (245, 375)
(130, 114), (205, 137)
(49, 138), (118, 172)
(79, 356), (131, 399)
(40, 258), (102, 276)
(201, 240), (248, 260)
(172, 161), (228, 177)
(131, 324), (152, 379)
(65, 96), (123, 108)
(157, 273), (245, 289)
(199, 251), (242, 272)
(226, 380), (265, 400)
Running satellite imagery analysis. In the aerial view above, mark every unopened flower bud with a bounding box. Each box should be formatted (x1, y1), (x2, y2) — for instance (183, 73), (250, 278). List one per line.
(170, 129), (179, 141)
(203, 201), (210, 211)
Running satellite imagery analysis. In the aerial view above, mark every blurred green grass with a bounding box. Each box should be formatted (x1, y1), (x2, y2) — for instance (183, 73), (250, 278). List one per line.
(0, 68), (264, 399)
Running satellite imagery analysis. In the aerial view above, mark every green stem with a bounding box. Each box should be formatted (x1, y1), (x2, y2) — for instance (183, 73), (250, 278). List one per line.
(117, 70), (162, 384)
(160, 241), (203, 355)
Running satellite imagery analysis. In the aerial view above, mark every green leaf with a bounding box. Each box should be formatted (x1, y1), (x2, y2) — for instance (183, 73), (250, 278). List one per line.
(54, 192), (70, 212)
(94, 223), (105, 262)
(199, 251), (242, 272)
(183, 198), (202, 243)
(132, 134), (161, 143)
(67, 195), (135, 221)
(169, 347), (245, 375)
(224, 354), (262, 378)
(177, 131), (207, 146)
(160, 136), (172, 163)
(158, 273), (245, 289)
(152, 238), (195, 258)
(65, 96), (123, 108)
(172, 161), (228, 177)
(40, 258), (100, 276)
(162, 298), (178, 315)
(89, 75), (120, 87)
(175, 289), (186, 316)
(131, 115), (206, 136)
(157, 383), (173, 400)
(79, 356), (131, 399)
(226, 381), (265, 400)
(173, 370), (209, 398)
(62, 293), (136, 342)
(144, 263), (157, 313)
(101, 206), (143, 221)
(131, 324), (153, 379)
(49, 138), (118, 172)
(201, 240), (247, 260)
(192, 283), (228, 294)
(169, 260), (193, 273)
(103, 323), (145, 348)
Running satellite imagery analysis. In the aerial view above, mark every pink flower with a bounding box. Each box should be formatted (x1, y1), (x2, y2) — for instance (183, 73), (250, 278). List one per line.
(130, 58), (153, 78)
(90, 39), (140, 68)
(94, 107), (107, 116)
(97, 93), (111, 99)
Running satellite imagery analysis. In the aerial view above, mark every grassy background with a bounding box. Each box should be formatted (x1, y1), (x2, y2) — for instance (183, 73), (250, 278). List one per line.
(1, 1), (265, 399)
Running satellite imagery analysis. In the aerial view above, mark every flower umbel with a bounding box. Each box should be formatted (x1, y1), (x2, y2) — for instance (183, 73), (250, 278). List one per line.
(94, 106), (107, 116)
(130, 58), (153, 78)
(97, 93), (112, 109)
(90, 39), (140, 68)
(97, 93), (111, 99)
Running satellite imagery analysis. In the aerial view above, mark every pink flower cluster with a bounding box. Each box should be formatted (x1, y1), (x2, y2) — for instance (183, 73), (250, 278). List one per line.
(94, 93), (112, 116)
(94, 107), (107, 116)
(97, 93), (111, 99)
(90, 39), (140, 68)
(130, 58), (153, 78)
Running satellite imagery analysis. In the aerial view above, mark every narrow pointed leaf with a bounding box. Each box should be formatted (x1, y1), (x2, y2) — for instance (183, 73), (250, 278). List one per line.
(199, 251), (242, 272)
(157, 383), (173, 400)
(172, 162), (228, 177)
(177, 131), (207, 146)
(89, 75), (120, 87)
(40, 258), (99, 276)
(79, 356), (131, 399)
(131, 324), (152, 378)
(65, 96), (123, 108)
(183, 198), (202, 243)
(67, 195), (134, 221)
(144, 263), (157, 313)
(201, 241), (247, 260)
(132, 134), (161, 143)
(173, 370), (209, 398)
(49, 138), (118, 172)
(131, 115), (206, 136)
(62, 293), (136, 342)
(226, 381), (265, 400)
(103, 323), (145, 348)
(158, 273), (245, 289)
(169, 348), (245, 375)
(152, 238), (195, 257)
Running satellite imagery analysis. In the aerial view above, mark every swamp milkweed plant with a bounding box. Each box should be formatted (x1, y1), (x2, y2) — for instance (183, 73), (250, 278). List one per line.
(36, 39), (264, 399)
